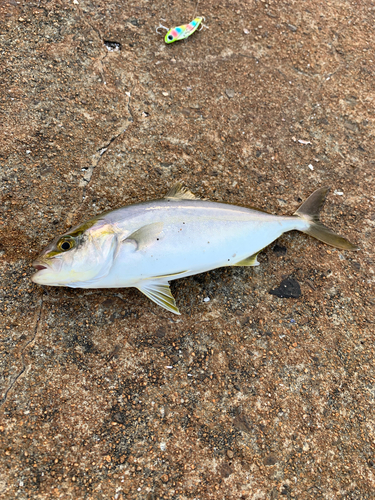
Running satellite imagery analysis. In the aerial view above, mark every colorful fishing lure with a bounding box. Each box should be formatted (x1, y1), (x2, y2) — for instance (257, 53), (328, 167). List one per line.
(156, 17), (204, 44)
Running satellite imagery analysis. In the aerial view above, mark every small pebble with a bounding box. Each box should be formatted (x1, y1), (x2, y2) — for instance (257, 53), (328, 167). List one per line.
(226, 89), (235, 98)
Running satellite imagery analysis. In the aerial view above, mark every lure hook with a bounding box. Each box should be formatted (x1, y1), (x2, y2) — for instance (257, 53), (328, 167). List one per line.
(198, 16), (208, 31)
(156, 24), (169, 34)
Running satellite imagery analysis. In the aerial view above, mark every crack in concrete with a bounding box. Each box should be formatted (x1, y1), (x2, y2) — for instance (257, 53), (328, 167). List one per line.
(63, 7), (138, 224)
(75, 2), (109, 84)
(126, 87), (135, 124)
(78, 83), (137, 206)
(0, 293), (44, 409)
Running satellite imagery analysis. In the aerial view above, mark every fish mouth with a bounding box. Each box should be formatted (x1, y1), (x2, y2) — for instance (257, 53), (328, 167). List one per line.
(34, 263), (47, 271)
(31, 261), (51, 284)
(32, 261), (49, 272)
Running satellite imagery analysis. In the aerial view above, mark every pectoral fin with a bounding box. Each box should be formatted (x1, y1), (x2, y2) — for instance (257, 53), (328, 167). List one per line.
(137, 281), (180, 315)
(123, 222), (164, 250)
(233, 252), (260, 267)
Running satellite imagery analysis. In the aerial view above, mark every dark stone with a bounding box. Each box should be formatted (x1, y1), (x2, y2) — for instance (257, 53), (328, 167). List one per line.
(156, 327), (166, 338)
(113, 412), (126, 424)
(350, 261), (360, 271)
(101, 298), (115, 308)
(281, 484), (289, 495)
(273, 244), (287, 256)
(269, 277), (301, 298)
(104, 41), (122, 51)
(219, 462), (233, 478)
(264, 454), (278, 466)
(128, 18), (140, 26)
(240, 316), (250, 326)
(233, 410), (252, 433)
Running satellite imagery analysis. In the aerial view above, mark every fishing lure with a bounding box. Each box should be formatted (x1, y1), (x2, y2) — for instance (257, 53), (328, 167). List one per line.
(156, 17), (204, 44)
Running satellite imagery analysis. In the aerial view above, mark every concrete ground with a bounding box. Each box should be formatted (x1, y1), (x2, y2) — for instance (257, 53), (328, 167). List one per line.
(1, 0), (374, 498)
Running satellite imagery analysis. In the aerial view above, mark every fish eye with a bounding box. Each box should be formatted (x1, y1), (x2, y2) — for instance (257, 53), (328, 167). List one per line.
(168, 34), (173, 40)
(58, 238), (75, 252)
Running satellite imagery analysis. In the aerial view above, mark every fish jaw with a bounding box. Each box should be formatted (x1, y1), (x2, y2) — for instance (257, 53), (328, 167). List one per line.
(31, 258), (65, 285)
(31, 260), (101, 287)
(32, 268), (57, 286)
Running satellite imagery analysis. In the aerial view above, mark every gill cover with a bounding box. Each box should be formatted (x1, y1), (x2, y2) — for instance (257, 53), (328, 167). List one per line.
(68, 232), (119, 288)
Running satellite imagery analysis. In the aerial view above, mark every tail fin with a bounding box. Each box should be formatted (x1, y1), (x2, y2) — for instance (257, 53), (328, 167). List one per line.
(294, 187), (359, 251)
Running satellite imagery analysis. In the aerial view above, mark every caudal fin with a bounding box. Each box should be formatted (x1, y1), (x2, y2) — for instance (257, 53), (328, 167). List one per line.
(294, 187), (359, 251)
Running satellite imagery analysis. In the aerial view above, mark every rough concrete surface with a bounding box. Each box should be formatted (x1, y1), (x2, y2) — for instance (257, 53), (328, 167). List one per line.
(1, 0), (374, 498)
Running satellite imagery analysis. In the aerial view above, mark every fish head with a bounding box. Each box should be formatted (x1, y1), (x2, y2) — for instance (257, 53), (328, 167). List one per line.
(32, 218), (118, 287)
(165, 28), (178, 43)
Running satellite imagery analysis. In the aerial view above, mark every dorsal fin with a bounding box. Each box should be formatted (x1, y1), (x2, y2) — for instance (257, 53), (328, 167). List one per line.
(164, 183), (198, 200)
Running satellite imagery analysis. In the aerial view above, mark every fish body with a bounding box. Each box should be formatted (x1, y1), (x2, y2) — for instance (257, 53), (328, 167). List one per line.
(32, 184), (358, 314)
(86, 200), (303, 287)
(165, 17), (203, 43)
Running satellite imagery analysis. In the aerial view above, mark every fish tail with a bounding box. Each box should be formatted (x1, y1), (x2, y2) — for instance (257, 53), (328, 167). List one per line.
(294, 187), (359, 251)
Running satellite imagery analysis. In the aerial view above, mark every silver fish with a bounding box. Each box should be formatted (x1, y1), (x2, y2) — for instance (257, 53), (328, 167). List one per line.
(32, 184), (358, 314)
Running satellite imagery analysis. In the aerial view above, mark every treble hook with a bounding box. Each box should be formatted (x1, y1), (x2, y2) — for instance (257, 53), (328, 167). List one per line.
(199, 17), (208, 31)
(156, 24), (169, 34)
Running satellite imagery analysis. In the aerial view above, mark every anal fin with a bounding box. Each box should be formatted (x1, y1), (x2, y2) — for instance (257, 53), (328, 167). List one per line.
(137, 281), (181, 315)
(232, 251), (260, 267)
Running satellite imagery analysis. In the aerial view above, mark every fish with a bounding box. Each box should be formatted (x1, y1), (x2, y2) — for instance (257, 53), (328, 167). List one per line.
(164, 17), (203, 44)
(32, 184), (358, 315)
